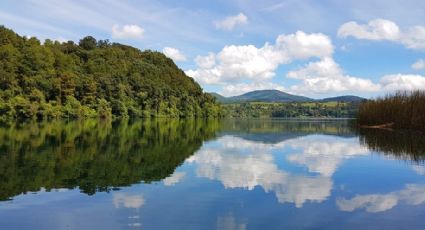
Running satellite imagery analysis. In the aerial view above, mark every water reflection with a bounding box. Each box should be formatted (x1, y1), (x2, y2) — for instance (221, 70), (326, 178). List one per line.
(286, 136), (369, 176)
(217, 214), (247, 230)
(337, 184), (425, 213)
(0, 119), (219, 200)
(188, 134), (368, 207)
(113, 193), (144, 227)
(1, 119), (425, 229)
(163, 172), (186, 186)
(358, 128), (425, 162)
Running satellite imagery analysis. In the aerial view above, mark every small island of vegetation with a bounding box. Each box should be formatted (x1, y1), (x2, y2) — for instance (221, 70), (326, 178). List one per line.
(0, 26), (220, 121)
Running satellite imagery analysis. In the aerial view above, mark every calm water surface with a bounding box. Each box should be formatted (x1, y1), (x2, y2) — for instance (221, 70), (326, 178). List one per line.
(0, 119), (425, 229)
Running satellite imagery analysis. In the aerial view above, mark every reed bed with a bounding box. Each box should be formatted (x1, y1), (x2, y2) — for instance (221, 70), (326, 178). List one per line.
(358, 91), (425, 130)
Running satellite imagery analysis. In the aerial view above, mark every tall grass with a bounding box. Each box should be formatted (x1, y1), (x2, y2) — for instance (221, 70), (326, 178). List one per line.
(358, 90), (425, 129)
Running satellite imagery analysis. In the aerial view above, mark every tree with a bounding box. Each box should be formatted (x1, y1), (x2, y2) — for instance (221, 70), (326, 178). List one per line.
(79, 36), (97, 50)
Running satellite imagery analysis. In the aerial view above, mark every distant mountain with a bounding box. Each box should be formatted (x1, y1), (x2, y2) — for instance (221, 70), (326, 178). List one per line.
(211, 90), (313, 103)
(208, 92), (228, 102)
(320, 95), (366, 103)
(210, 90), (366, 103)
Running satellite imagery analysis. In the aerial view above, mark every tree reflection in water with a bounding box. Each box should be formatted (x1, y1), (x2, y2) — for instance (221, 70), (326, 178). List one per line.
(0, 119), (220, 200)
(358, 128), (425, 162)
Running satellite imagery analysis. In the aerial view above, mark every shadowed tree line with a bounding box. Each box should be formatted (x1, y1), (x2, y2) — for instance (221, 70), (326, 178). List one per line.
(359, 128), (425, 162)
(358, 91), (425, 129)
(0, 26), (220, 121)
(220, 119), (355, 136)
(0, 119), (220, 200)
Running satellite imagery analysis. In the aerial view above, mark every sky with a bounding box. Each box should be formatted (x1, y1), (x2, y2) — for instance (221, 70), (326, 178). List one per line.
(1, 0), (425, 98)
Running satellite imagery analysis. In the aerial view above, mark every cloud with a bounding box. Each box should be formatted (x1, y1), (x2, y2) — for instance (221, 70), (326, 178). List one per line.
(162, 47), (187, 62)
(188, 135), (333, 207)
(216, 214), (247, 230)
(187, 27), (425, 96)
(287, 58), (425, 95)
(286, 136), (370, 177)
(337, 19), (400, 41)
(112, 24), (144, 39)
(276, 31), (334, 59)
(337, 184), (425, 212)
(412, 59), (425, 70)
(113, 193), (145, 209)
(215, 13), (248, 31)
(402, 26), (425, 50)
(412, 165), (425, 175)
(379, 74), (425, 91)
(338, 19), (425, 51)
(288, 57), (380, 95)
(186, 31), (333, 92)
(186, 44), (286, 85)
(195, 52), (216, 69)
(163, 172), (186, 186)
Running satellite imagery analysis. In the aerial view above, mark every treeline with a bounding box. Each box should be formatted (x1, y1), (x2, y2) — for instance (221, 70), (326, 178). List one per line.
(359, 128), (425, 162)
(0, 26), (220, 121)
(0, 119), (220, 200)
(222, 102), (358, 118)
(358, 91), (425, 129)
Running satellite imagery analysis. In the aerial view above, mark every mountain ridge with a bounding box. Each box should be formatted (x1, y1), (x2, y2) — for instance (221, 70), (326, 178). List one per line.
(209, 90), (365, 103)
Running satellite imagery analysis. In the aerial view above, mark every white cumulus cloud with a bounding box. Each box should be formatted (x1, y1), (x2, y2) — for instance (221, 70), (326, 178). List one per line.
(379, 74), (425, 91)
(163, 47), (187, 62)
(186, 31), (333, 93)
(338, 19), (400, 41)
(112, 24), (144, 39)
(338, 19), (425, 51)
(195, 52), (216, 69)
(215, 13), (248, 31)
(288, 57), (380, 95)
(276, 31), (334, 59)
(412, 59), (425, 70)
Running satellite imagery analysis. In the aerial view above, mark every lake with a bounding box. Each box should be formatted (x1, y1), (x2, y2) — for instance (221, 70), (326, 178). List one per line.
(0, 119), (425, 229)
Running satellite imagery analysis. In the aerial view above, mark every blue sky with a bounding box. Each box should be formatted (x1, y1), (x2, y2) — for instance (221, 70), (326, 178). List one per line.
(1, 0), (425, 98)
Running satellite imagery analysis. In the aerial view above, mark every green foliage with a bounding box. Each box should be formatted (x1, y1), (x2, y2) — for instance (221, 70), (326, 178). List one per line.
(0, 26), (221, 120)
(0, 118), (220, 200)
(358, 90), (425, 129)
(222, 101), (359, 118)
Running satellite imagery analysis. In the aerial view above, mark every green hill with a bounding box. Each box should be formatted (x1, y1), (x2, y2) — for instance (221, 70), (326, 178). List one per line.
(212, 90), (313, 103)
(320, 95), (365, 103)
(211, 90), (365, 104)
(0, 26), (220, 120)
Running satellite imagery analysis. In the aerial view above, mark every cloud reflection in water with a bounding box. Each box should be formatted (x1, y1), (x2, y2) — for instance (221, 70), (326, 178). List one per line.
(188, 135), (368, 207)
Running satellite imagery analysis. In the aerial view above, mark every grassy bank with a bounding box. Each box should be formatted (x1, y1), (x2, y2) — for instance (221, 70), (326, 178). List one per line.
(358, 91), (425, 129)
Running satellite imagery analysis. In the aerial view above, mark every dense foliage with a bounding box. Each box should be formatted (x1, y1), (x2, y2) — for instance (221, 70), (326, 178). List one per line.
(0, 26), (220, 120)
(358, 91), (425, 129)
(222, 101), (359, 118)
(0, 119), (220, 200)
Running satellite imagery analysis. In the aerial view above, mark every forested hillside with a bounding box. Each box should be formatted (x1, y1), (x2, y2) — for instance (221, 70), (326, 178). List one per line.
(0, 26), (220, 120)
(222, 101), (359, 118)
